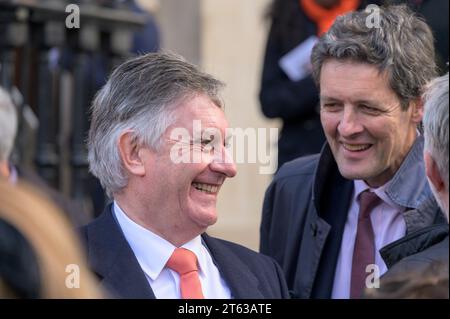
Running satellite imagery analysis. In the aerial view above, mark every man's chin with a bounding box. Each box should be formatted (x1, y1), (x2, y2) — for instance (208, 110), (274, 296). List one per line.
(189, 208), (218, 229)
(201, 214), (218, 228)
(337, 166), (372, 182)
(334, 154), (366, 177)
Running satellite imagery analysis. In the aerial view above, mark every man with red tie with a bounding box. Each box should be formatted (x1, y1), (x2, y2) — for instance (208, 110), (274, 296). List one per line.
(260, 5), (448, 299)
(81, 52), (290, 299)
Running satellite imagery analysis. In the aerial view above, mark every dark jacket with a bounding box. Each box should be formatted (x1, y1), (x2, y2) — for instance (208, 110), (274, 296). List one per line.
(259, 0), (324, 167)
(260, 136), (446, 298)
(380, 197), (449, 277)
(79, 205), (290, 299)
(0, 219), (41, 298)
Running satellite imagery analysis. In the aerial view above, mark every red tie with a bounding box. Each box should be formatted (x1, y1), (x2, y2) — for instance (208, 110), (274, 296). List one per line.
(350, 191), (381, 299)
(166, 248), (205, 299)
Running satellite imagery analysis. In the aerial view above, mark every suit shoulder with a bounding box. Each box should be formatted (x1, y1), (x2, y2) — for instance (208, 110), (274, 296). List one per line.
(205, 235), (290, 298)
(403, 237), (449, 264)
(386, 237), (449, 277)
(208, 236), (275, 265)
(77, 222), (90, 247)
(77, 212), (107, 246)
(78, 215), (98, 235)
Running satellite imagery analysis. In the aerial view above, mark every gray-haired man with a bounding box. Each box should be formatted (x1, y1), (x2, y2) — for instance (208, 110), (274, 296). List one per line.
(260, 5), (447, 299)
(381, 73), (449, 279)
(0, 87), (18, 181)
(424, 73), (449, 221)
(81, 52), (289, 299)
(0, 86), (91, 225)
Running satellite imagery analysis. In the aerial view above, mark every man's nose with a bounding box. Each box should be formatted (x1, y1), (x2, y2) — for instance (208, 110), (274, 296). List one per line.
(338, 107), (364, 137)
(209, 146), (237, 178)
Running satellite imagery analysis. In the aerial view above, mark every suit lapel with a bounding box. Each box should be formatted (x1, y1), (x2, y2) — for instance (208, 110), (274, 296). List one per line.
(87, 208), (265, 299)
(202, 234), (264, 299)
(86, 205), (156, 299)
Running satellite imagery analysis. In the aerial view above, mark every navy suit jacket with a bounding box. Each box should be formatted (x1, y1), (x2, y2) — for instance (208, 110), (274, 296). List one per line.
(79, 205), (290, 299)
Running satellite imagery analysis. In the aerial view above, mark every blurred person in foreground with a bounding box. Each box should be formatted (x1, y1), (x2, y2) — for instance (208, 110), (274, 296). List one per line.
(81, 52), (290, 299)
(0, 87), (17, 182)
(260, 5), (446, 299)
(378, 73), (449, 284)
(366, 260), (448, 299)
(0, 180), (102, 298)
(0, 86), (91, 226)
(423, 74), (449, 222)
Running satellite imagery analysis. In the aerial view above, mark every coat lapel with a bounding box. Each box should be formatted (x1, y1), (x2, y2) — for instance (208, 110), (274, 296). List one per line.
(202, 234), (264, 299)
(86, 205), (156, 299)
(294, 144), (353, 298)
(294, 209), (331, 298)
(309, 176), (353, 298)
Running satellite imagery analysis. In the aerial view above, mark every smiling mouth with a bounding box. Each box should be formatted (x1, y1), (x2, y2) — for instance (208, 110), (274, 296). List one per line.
(342, 143), (372, 152)
(192, 182), (220, 194)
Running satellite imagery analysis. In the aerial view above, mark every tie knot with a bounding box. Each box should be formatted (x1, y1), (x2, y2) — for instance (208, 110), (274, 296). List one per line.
(358, 191), (380, 219)
(166, 248), (199, 275)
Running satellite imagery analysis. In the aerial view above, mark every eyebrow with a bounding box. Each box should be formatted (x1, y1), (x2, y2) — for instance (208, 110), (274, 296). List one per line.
(354, 100), (384, 109)
(320, 96), (340, 102)
(320, 96), (381, 107)
(320, 95), (333, 99)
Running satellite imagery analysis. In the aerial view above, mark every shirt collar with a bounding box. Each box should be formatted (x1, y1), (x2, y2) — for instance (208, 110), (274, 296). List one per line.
(384, 135), (431, 209)
(351, 136), (429, 210)
(353, 179), (404, 211)
(113, 201), (206, 280)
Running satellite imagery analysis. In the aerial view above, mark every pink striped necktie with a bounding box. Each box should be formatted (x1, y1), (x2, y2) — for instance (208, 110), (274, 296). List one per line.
(350, 190), (381, 299)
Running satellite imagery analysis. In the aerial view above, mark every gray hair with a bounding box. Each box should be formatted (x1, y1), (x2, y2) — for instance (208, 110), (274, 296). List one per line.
(88, 52), (224, 197)
(0, 87), (18, 162)
(311, 4), (438, 109)
(423, 73), (449, 191)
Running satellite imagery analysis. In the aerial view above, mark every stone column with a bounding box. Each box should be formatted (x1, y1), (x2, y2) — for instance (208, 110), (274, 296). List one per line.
(158, 0), (201, 65)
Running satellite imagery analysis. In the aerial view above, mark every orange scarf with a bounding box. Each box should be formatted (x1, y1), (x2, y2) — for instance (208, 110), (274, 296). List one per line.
(300, 0), (360, 36)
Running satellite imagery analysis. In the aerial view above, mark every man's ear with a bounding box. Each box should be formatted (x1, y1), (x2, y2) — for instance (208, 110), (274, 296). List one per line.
(425, 151), (445, 192)
(118, 131), (146, 177)
(410, 98), (424, 124)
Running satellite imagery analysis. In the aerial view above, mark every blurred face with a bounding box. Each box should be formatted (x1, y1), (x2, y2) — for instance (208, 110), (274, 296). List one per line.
(142, 94), (237, 237)
(319, 60), (421, 187)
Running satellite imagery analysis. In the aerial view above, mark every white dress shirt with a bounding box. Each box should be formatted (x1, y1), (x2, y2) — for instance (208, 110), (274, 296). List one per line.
(113, 202), (232, 299)
(331, 180), (407, 299)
